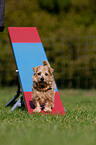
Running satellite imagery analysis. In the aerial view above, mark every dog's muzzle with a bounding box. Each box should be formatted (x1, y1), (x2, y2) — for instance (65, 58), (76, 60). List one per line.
(40, 77), (44, 82)
(39, 77), (46, 87)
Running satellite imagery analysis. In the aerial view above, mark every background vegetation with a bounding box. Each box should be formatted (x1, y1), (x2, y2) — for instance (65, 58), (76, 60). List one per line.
(1, 0), (96, 88)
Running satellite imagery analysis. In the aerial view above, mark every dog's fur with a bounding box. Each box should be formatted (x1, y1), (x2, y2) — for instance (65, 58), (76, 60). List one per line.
(32, 60), (56, 113)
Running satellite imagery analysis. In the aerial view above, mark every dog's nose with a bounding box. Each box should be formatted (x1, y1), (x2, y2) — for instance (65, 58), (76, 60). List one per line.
(40, 77), (44, 82)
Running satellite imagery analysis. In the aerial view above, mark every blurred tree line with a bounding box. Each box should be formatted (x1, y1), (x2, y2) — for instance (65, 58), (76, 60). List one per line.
(0, 0), (96, 88)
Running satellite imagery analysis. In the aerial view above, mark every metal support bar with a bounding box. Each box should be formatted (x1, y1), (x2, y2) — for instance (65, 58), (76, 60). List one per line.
(9, 96), (24, 112)
(5, 77), (21, 107)
(9, 97), (21, 112)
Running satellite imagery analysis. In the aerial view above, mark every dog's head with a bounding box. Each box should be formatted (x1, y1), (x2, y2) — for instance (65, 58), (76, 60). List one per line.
(32, 60), (54, 91)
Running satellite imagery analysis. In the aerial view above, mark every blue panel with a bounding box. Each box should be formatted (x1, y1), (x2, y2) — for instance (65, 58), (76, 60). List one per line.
(12, 43), (58, 92)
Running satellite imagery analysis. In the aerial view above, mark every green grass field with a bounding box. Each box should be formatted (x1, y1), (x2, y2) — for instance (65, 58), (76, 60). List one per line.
(0, 87), (96, 145)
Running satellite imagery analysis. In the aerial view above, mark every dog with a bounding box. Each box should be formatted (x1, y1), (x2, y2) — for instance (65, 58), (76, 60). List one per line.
(32, 60), (56, 113)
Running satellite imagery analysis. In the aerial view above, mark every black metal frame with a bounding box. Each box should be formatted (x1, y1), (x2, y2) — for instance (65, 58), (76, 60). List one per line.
(5, 78), (22, 107)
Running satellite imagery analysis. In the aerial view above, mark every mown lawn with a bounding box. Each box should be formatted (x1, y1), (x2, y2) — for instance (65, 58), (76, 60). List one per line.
(0, 87), (96, 145)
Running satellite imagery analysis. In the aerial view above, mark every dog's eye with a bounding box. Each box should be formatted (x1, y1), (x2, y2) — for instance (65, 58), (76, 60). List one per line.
(45, 73), (48, 76)
(38, 72), (41, 75)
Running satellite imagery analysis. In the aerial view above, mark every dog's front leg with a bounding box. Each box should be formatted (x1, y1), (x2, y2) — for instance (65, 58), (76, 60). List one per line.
(44, 100), (52, 113)
(33, 101), (41, 113)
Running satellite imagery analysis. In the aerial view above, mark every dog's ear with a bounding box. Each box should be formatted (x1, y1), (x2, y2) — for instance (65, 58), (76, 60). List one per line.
(33, 67), (38, 73)
(49, 67), (54, 74)
(43, 60), (54, 74)
(43, 60), (50, 67)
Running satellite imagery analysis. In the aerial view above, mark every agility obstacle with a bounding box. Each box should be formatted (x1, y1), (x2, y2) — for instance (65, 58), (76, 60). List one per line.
(6, 27), (65, 115)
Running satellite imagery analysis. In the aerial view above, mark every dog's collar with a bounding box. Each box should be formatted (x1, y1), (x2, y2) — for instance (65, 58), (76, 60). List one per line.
(47, 87), (52, 91)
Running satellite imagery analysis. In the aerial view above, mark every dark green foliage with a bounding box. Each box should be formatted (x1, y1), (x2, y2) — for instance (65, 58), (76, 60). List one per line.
(39, 0), (72, 13)
(1, 0), (96, 88)
(44, 37), (96, 88)
(55, 0), (72, 12)
(39, 0), (55, 12)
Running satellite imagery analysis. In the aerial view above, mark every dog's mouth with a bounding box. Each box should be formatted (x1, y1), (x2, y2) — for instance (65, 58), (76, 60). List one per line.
(34, 81), (52, 91)
(38, 81), (47, 88)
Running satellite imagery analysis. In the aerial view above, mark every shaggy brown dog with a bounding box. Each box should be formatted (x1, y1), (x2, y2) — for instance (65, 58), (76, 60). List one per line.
(32, 60), (56, 113)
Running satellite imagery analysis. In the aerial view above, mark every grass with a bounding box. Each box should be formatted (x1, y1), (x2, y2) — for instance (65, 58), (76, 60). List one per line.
(0, 87), (96, 145)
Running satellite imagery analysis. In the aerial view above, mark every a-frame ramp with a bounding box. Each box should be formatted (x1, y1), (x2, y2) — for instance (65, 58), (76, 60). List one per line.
(8, 27), (65, 115)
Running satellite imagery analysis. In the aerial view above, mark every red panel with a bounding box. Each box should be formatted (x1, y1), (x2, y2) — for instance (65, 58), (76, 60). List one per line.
(8, 27), (41, 43)
(24, 92), (65, 115)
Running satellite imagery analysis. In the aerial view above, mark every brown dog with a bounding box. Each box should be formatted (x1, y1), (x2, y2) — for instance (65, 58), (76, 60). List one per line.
(32, 60), (56, 113)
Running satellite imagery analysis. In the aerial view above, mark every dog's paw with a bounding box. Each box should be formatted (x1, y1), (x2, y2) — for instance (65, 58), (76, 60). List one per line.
(51, 104), (54, 109)
(33, 107), (41, 113)
(44, 107), (52, 113)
